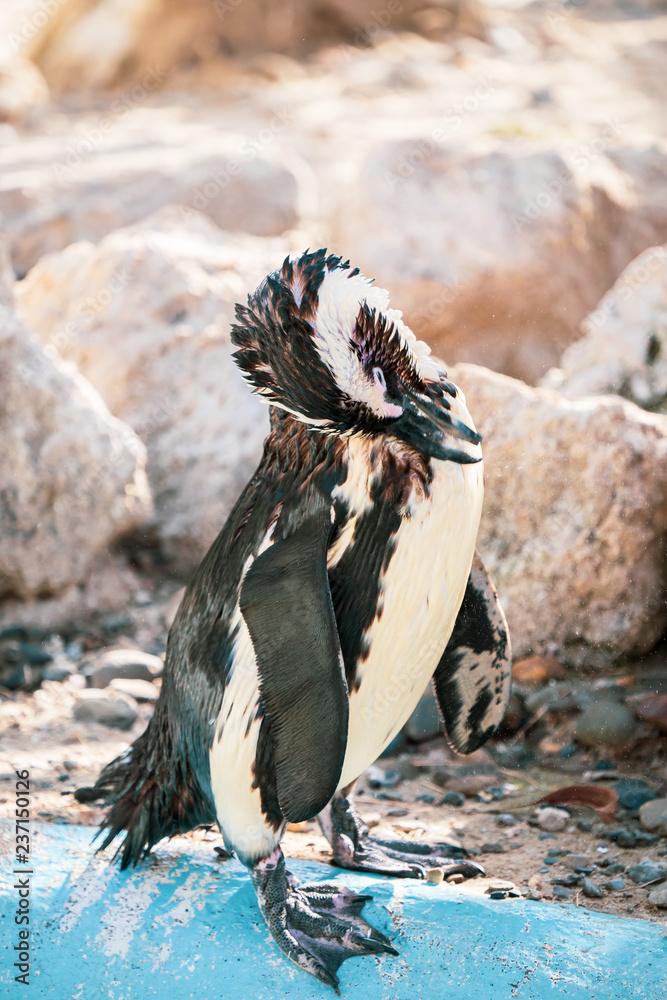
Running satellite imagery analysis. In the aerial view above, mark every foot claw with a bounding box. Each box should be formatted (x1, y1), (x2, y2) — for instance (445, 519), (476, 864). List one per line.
(251, 850), (396, 990)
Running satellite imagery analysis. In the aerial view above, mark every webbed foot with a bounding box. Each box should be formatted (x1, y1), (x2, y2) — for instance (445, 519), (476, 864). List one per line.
(250, 847), (398, 993)
(320, 789), (485, 880)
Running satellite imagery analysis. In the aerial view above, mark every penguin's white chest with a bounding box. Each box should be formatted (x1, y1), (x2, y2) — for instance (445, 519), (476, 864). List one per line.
(337, 454), (484, 790)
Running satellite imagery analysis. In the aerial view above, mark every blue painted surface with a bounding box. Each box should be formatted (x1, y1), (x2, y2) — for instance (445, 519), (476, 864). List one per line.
(1, 823), (665, 999)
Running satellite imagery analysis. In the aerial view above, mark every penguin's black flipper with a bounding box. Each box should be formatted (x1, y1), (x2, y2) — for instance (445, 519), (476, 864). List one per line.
(240, 492), (348, 823)
(432, 552), (512, 754)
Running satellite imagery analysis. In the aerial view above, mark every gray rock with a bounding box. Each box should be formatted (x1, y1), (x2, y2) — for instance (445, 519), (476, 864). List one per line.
(614, 779), (656, 812)
(648, 883), (667, 908)
(73, 691), (138, 730)
(627, 861), (666, 885)
(526, 888), (542, 901)
(442, 791), (465, 808)
(564, 854), (592, 871)
(639, 798), (667, 836)
(497, 814), (517, 827)
(601, 878), (625, 891)
(16, 209), (290, 573)
(481, 843), (505, 854)
(537, 808), (570, 832)
(582, 878), (604, 899)
(0, 257), (152, 601)
(574, 700), (637, 748)
(83, 648), (164, 689)
(552, 886), (570, 900)
(108, 677), (159, 703)
(404, 690), (442, 742)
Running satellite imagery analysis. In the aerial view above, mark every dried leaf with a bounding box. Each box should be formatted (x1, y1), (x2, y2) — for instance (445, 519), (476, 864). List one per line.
(539, 784), (618, 822)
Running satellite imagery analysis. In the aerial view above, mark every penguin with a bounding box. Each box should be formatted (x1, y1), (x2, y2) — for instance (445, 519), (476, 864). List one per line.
(88, 249), (511, 993)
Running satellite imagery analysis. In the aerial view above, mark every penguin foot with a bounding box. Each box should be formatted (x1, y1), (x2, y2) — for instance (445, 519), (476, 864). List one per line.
(321, 790), (485, 880)
(250, 847), (398, 993)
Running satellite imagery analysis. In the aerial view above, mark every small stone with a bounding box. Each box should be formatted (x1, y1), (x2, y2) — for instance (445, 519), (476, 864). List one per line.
(526, 888), (542, 901)
(416, 793), (436, 804)
(366, 765), (400, 788)
(387, 807), (409, 817)
(564, 854), (592, 870)
(488, 880), (515, 892)
(546, 848), (568, 857)
(446, 873), (464, 884)
(537, 807), (569, 832)
(73, 691), (138, 731)
(582, 877), (605, 899)
(497, 813), (517, 826)
(426, 867), (444, 885)
(489, 891), (508, 900)
(639, 798), (667, 836)
(108, 678), (159, 702)
(553, 886), (570, 900)
(551, 874), (581, 887)
(606, 862), (626, 875)
(481, 842), (505, 854)
(442, 790), (465, 807)
(467, 846), (482, 856)
(574, 699), (636, 747)
(614, 779), (656, 813)
(601, 878), (625, 891)
(538, 866), (549, 873)
(627, 861), (666, 884)
(444, 774), (498, 796)
(83, 648), (164, 688)
(634, 831), (660, 846)
(544, 856), (559, 865)
(577, 818), (594, 832)
(648, 884), (667, 908)
(528, 874), (543, 887)
(404, 692), (442, 742)
(539, 832), (558, 841)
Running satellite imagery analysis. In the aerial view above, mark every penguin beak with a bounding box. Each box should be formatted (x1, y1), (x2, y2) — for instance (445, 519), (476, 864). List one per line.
(389, 388), (482, 464)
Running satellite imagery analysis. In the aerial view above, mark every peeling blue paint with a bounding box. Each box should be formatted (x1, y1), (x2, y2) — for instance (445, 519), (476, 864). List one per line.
(1, 823), (665, 999)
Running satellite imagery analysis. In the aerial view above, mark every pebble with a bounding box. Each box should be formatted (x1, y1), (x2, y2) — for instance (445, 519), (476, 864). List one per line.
(577, 818), (594, 832)
(546, 848), (569, 857)
(387, 807), (409, 817)
(481, 842), (505, 854)
(601, 878), (625, 891)
(528, 874), (543, 887)
(538, 866), (549, 873)
(489, 880), (515, 892)
(564, 853), (592, 871)
(446, 873), (464, 884)
(73, 691), (138, 730)
(442, 791), (465, 807)
(553, 886), (570, 900)
(627, 861), (666, 884)
(526, 888), (542, 901)
(551, 874), (581, 887)
(543, 856), (559, 865)
(416, 793), (436, 804)
(108, 678), (159, 702)
(83, 648), (164, 689)
(648, 883), (667, 908)
(426, 868), (444, 885)
(537, 807), (569, 832)
(497, 813), (517, 826)
(639, 798), (667, 836)
(366, 765), (400, 788)
(539, 832), (558, 840)
(614, 779), (656, 812)
(606, 862), (626, 875)
(489, 891), (508, 900)
(574, 699), (636, 747)
(404, 692), (442, 742)
(582, 877), (605, 898)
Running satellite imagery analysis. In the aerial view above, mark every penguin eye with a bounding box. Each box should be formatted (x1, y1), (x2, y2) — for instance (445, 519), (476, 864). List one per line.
(372, 367), (386, 391)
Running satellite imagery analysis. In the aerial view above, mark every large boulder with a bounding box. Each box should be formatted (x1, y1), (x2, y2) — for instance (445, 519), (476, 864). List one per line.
(451, 363), (667, 668)
(0, 245), (152, 601)
(333, 141), (667, 383)
(543, 245), (667, 412)
(16, 208), (291, 573)
(1, 114), (305, 276)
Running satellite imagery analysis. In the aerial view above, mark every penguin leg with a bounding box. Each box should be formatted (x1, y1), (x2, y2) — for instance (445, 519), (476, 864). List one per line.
(249, 846), (398, 993)
(319, 784), (485, 880)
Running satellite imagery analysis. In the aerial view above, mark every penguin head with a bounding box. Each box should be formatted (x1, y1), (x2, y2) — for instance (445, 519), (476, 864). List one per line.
(231, 249), (481, 464)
